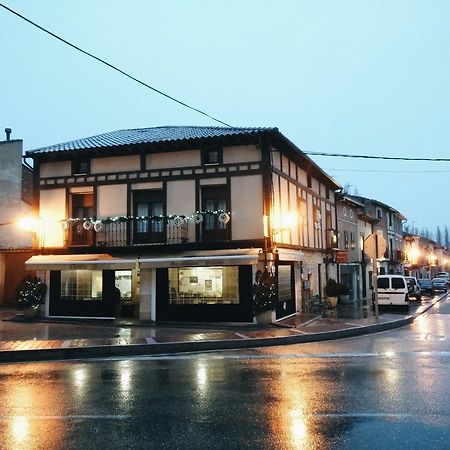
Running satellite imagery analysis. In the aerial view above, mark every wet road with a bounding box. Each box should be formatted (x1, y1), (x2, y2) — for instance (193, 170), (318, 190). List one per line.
(1, 298), (450, 449)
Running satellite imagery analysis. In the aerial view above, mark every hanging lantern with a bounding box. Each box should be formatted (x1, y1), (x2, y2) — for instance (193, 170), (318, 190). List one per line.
(83, 220), (93, 231)
(218, 212), (230, 224)
(192, 212), (204, 224)
(93, 220), (103, 232)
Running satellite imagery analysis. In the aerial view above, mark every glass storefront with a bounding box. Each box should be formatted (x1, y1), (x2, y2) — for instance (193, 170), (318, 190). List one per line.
(115, 270), (132, 300)
(168, 266), (239, 305)
(61, 270), (102, 301)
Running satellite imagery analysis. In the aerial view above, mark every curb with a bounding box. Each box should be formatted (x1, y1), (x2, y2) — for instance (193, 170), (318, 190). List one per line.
(0, 293), (446, 364)
(0, 316), (413, 363)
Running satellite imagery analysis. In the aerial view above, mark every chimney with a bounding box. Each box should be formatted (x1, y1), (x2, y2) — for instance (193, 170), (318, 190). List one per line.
(5, 128), (11, 141)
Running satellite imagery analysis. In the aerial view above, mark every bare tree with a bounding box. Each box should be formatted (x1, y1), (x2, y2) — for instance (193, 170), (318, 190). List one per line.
(445, 226), (450, 248)
(436, 226), (442, 245)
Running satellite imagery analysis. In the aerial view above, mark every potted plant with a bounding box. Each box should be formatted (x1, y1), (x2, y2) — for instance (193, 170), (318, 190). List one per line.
(253, 270), (277, 325)
(325, 278), (339, 308)
(17, 275), (47, 319)
(338, 282), (350, 304)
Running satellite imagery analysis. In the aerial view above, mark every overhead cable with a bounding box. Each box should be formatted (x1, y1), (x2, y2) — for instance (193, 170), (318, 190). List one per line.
(0, 2), (233, 127)
(305, 151), (450, 162)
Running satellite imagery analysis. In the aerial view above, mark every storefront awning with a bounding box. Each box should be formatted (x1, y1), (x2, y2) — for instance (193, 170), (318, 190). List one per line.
(25, 249), (261, 271)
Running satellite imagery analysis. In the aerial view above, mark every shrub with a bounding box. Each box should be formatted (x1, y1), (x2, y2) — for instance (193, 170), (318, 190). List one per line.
(325, 279), (339, 297)
(17, 275), (47, 309)
(253, 270), (278, 314)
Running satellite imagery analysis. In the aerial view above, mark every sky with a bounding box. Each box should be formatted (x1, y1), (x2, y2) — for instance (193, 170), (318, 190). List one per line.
(1, 1), (450, 237)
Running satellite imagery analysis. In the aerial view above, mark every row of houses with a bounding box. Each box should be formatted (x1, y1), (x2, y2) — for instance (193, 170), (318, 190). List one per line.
(0, 126), (447, 323)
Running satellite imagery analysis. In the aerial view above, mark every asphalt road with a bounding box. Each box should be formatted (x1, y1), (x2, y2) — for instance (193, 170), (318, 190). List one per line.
(1, 297), (450, 449)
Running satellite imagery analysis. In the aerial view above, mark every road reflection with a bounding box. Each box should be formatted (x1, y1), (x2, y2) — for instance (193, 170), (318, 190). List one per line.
(2, 365), (66, 449)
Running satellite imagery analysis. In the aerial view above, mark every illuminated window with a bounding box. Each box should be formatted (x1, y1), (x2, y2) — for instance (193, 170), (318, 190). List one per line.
(61, 270), (102, 301)
(115, 270), (132, 300)
(168, 266), (239, 305)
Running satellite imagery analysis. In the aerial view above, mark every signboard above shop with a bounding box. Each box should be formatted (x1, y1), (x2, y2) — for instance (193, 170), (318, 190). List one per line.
(335, 250), (348, 263)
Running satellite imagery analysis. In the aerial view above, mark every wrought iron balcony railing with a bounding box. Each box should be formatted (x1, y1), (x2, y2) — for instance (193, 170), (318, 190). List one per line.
(66, 218), (188, 247)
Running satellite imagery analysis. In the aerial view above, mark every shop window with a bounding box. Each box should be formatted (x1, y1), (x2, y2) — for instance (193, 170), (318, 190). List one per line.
(61, 270), (102, 301)
(201, 185), (229, 241)
(168, 266), (239, 305)
(133, 190), (165, 244)
(115, 270), (132, 300)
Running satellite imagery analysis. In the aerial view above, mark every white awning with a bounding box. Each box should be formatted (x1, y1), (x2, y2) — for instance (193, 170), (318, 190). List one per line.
(25, 249), (261, 271)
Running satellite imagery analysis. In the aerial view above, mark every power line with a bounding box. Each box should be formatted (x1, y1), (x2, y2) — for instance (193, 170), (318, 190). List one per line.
(305, 151), (450, 162)
(0, 3), (233, 128)
(325, 168), (450, 173)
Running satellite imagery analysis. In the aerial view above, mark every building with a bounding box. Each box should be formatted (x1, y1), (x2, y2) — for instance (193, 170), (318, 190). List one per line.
(346, 195), (406, 276)
(403, 233), (449, 279)
(24, 126), (340, 322)
(0, 129), (34, 306)
(335, 194), (377, 303)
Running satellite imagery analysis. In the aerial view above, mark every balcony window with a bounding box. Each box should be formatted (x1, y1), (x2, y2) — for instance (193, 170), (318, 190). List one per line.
(201, 186), (229, 241)
(133, 190), (165, 244)
(69, 193), (94, 246)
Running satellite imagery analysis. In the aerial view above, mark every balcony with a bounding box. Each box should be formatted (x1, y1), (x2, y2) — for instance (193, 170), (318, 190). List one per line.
(66, 218), (188, 248)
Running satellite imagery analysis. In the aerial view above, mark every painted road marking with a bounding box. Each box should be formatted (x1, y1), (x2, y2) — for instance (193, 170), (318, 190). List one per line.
(234, 333), (250, 340)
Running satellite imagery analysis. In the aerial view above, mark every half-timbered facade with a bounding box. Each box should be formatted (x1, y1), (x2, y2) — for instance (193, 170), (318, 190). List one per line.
(25, 126), (339, 322)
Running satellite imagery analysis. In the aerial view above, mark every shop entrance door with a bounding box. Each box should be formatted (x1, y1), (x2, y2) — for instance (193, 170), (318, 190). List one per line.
(276, 264), (296, 320)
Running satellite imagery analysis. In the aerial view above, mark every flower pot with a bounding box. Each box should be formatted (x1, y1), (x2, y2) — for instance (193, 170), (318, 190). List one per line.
(23, 306), (41, 320)
(327, 296), (338, 308)
(255, 310), (273, 325)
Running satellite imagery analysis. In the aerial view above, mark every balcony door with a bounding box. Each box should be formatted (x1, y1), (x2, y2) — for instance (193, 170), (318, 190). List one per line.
(133, 190), (165, 244)
(201, 185), (229, 242)
(70, 193), (94, 246)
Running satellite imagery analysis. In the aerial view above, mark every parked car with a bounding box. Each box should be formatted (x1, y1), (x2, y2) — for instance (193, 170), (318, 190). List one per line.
(436, 272), (450, 286)
(405, 276), (422, 300)
(431, 277), (448, 293)
(417, 278), (433, 295)
(376, 275), (409, 310)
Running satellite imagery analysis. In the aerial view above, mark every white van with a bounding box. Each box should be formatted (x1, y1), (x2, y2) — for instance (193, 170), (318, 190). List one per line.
(376, 275), (409, 310)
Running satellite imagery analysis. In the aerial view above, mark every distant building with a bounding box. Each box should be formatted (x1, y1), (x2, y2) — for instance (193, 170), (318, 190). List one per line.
(25, 126), (340, 322)
(346, 195), (406, 276)
(335, 194), (377, 303)
(0, 129), (34, 306)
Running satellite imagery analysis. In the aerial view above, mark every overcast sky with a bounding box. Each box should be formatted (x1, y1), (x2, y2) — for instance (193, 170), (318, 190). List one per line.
(1, 1), (449, 236)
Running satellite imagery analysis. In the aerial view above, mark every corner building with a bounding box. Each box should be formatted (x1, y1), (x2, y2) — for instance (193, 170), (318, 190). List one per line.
(25, 126), (339, 323)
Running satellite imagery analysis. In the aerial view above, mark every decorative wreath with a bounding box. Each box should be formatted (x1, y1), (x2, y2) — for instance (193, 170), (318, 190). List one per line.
(192, 212), (204, 224)
(173, 216), (185, 228)
(83, 220), (93, 231)
(93, 220), (103, 232)
(218, 212), (230, 224)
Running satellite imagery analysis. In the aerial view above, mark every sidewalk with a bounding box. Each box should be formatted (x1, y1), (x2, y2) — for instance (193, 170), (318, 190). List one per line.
(0, 293), (446, 363)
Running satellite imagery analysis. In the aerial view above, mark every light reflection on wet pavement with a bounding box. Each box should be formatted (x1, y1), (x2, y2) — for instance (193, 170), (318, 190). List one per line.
(0, 297), (450, 449)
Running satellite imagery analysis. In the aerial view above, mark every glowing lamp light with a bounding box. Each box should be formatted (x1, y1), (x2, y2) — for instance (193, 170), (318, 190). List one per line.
(16, 216), (40, 232)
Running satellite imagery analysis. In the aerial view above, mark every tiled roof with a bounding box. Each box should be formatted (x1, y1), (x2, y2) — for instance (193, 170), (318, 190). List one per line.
(28, 126), (277, 154)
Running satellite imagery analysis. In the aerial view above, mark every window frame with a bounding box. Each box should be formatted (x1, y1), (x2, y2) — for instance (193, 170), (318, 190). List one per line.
(201, 185), (230, 242)
(72, 158), (90, 175)
(133, 189), (166, 244)
(202, 146), (223, 166)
